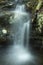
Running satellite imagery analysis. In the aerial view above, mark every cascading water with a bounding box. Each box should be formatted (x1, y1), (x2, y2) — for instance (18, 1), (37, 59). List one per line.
(0, 3), (34, 65)
(9, 4), (33, 64)
(22, 21), (30, 48)
(12, 4), (30, 47)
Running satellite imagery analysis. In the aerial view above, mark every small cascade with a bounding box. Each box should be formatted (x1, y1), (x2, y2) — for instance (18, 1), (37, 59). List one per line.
(21, 21), (30, 48)
(15, 4), (25, 12)
(0, 1), (35, 65)
(9, 3), (32, 64)
(0, 1), (37, 65)
(12, 3), (31, 48)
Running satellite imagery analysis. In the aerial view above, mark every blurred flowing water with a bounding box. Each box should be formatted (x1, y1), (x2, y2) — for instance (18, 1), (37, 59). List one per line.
(0, 1), (42, 65)
(9, 4), (32, 64)
(13, 4), (30, 47)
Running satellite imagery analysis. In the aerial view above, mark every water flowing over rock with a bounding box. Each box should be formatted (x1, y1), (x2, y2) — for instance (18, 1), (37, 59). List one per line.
(11, 4), (31, 48)
(0, 2), (35, 65)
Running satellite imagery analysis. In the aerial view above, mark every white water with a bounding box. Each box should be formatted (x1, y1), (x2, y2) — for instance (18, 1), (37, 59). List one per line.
(8, 4), (34, 65)
(22, 21), (30, 48)
(0, 2), (38, 65)
(1, 5), (34, 65)
(12, 4), (30, 46)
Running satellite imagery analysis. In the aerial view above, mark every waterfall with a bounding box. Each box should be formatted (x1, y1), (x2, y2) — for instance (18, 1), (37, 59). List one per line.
(21, 21), (30, 48)
(0, 2), (35, 65)
(14, 4), (30, 45)
(9, 4), (32, 64)
(11, 4), (31, 49)
(15, 4), (25, 12)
